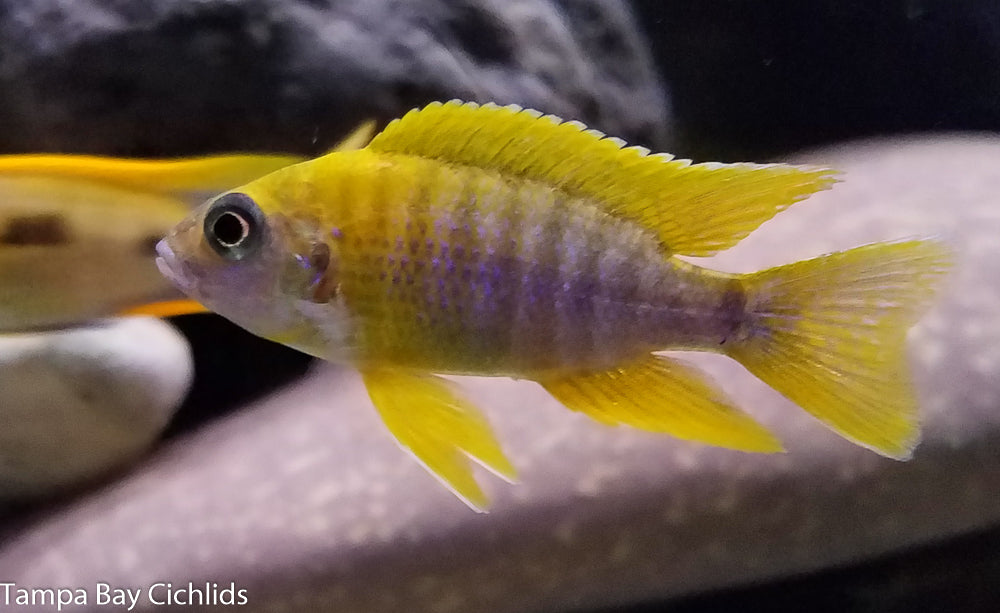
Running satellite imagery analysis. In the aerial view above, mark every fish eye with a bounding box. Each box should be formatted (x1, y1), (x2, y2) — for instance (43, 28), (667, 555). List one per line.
(204, 193), (266, 261)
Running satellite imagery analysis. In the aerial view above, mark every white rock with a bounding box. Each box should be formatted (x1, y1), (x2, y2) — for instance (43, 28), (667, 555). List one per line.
(0, 317), (192, 499)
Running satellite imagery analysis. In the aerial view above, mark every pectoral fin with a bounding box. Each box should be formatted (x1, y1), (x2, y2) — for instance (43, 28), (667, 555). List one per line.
(361, 367), (516, 511)
(537, 355), (783, 452)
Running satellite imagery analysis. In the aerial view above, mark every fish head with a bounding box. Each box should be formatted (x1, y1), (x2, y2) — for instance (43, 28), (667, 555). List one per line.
(155, 190), (344, 350)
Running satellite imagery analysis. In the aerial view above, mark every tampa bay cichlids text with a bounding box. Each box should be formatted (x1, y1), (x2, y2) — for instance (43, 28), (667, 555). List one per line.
(1, 581), (248, 610)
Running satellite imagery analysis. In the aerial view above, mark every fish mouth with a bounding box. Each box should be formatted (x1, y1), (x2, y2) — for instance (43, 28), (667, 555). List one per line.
(155, 239), (196, 295)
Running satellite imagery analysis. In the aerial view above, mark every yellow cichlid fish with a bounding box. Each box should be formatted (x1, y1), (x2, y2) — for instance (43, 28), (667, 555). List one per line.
(0, 121), (376, 331)
(156, 100), (951, 510)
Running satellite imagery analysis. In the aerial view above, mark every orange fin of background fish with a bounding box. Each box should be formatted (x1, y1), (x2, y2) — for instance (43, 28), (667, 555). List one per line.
(118, 299), (209, 318)
(728, 239), (952, 458)
(368, 100), (839, 256)
(361, 367), (517, 511)
(538, 355), (783, 452)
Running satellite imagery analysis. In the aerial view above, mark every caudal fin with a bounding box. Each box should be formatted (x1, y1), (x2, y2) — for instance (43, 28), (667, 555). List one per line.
(727, 240), (951, 458)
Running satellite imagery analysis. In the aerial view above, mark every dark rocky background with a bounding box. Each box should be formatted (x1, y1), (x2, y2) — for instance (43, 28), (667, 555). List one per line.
(0, 0), (667, 156)
(1, 1), (999, 612)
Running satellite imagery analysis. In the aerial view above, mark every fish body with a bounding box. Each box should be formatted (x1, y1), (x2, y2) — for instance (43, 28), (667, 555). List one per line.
(157, 101), (951, 509)
(0, 121), (375, 331)
(233, 150), (739, 375)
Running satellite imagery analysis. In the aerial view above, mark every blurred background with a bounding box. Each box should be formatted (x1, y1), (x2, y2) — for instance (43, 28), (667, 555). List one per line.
(1, 1), (999, 612)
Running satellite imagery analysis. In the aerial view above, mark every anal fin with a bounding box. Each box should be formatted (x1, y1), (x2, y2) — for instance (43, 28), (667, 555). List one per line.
(537, 355), (783, 453)
(361, 367), (516, 511)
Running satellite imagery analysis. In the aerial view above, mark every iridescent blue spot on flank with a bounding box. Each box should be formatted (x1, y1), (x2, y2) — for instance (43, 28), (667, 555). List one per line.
(331, 227), (343, 239)
(525, 263), (560, 307)
(438, 277), (448, 310)
(571, 279), (598, 317)
(478, 262), (493, 299)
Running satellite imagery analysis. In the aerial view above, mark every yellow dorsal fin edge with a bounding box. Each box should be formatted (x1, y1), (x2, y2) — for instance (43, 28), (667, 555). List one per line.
(367, 100), (839, 256)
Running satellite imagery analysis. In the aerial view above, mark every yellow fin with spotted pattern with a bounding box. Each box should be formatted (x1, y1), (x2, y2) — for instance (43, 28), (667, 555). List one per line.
(730, 239), (951, 458)
(537, 354), (783, 452)
(367, 100), (837, 256)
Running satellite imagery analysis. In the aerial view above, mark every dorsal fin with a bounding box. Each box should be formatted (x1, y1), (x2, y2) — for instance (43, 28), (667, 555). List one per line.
(367, 100), (838, 256)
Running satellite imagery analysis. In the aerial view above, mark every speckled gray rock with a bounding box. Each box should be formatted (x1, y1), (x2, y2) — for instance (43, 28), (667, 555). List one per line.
(1, 136), (998, 611)
(0, 0), (668, 156)
(0, 318), (193, 502)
